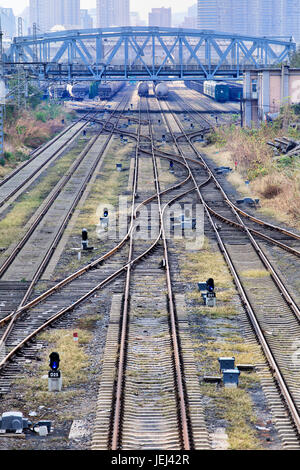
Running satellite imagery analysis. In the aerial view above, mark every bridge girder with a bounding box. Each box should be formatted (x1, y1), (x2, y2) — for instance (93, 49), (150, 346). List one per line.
(5, 27), (296, 82)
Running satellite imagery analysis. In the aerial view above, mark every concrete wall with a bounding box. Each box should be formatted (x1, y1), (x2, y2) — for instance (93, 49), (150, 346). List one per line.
(243, 67), (300, 127)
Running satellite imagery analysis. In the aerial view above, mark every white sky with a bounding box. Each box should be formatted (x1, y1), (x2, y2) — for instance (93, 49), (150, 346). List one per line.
(1, 1), (197, 20)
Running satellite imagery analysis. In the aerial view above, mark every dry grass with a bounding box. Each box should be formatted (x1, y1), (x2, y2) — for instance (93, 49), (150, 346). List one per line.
(0, 104), (75, 179)
(240, 269), (270, 279)
(180, 237), (233, 287)
(204, 123), (300, 229)
(14, 327), (93, 407)
(0, 142), (86, 251)
(194, 305), (239, 319)
(195, 337), (263, 450)
(53, 138), (133, 276)
(177, 230), (264, 449)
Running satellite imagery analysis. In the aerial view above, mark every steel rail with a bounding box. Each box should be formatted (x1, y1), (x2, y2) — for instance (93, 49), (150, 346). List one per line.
(0, 139), (191, 330)
(0, 105), (120, 280)
(110, 97), (141, 451)
(0, 95), (131, 356)
(0, 114), (96, 210)
(169, 105), (300, 322)
(0, 171), (203, 371)
(171, 92), (300, 242)
(0, 165), (198, 372)
(161, 99), (300, 436)
(146, 97), (192, 450)
(0, 113), (195, 371)
(205, 203), (300, 258)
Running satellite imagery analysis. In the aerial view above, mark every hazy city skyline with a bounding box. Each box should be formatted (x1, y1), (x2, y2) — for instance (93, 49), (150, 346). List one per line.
(0, 0), (197, 20)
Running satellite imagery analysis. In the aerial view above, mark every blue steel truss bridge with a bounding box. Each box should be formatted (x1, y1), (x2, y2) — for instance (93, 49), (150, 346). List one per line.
(5, 27), (296, 82)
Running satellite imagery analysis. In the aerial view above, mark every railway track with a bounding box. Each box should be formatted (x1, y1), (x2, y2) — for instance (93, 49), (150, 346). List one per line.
(91, 95), (210, 450)
(169, 90), (300, 254)
(0, 85), (299, 450)
(0, 91), (137, 374)
(0, 91), (191, 386)
(0, 113), (95, 212)
(157, 96), (300, 448)
(0, 95), (128, 286)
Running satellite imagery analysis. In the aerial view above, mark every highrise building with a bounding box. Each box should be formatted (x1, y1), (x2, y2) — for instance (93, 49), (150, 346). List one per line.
(81, 9), (93, 29)
(197, 0), (300, 42)
(284, 0), (300, 43)
(148, 8), (172, 28)
(29, 0), (80, 32)
(197, 0), (217, 29)
(130, 12), (146, 27)
(0, 7), (16, 38)
(179, 3), (197, 29)
(63, 0), (80, 29)
(97, 0), (130, 28)
(88, 8), (97, 27)
(188, 4), (198, 17)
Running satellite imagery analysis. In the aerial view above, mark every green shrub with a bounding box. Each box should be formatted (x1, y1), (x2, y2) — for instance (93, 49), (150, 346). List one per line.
(35, 111), (47, 122)
(4, 151), (13, 161)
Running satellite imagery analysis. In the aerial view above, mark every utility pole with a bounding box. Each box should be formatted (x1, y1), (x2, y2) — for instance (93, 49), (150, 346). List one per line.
(0, 18), (4, 157)
(33, 23), (38, 62)
(240, 96), (244, 128)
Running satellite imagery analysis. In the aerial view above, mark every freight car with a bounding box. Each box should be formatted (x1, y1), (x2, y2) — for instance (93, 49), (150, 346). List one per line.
(155, 82), (169, 99)
(138, 82), (149, 97)
(98, 81), (125, 100)
(184, 80), (204, 95)
(226, 82), (243, 101)
(67, 83), (90, 101)
(48, 84), (69, 100)
(185, 80), (242, 103)
(203, 81), (229, 102)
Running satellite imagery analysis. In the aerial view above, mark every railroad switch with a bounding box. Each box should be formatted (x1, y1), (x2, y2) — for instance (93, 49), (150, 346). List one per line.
(222, 369), (240, 388)
(218, 357), (240, 388)
(218, 357), (235, 372)
(0, 412), (31, 435)
(236, 197), (260, 207)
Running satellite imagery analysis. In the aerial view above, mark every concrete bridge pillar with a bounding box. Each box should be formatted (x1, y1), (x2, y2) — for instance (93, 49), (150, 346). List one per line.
(259, 70), (270, 121)
(243, 71), (252, 127)
(281, 65), (290, 105)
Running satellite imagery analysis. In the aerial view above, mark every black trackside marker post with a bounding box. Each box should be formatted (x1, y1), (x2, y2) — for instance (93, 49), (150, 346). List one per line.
(82, 228), (88, 250)
(48, 352), (62, 391)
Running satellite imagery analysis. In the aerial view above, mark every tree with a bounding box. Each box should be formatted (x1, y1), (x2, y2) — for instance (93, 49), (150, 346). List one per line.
(290, 48), (300, 67)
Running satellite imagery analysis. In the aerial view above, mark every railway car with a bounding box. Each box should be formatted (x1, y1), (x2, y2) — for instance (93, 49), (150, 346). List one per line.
(155, 83), (169, 99)
(98, 81), (125, 100)
(227, 82), (243, 101)
(184, 80), (204, 94)
(203, 81), (229, 103)
(138, 82), (149, 97)
(67, 83), (90, 101)
(48, 84), (69, 100)
(185, 80), (242, 103)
